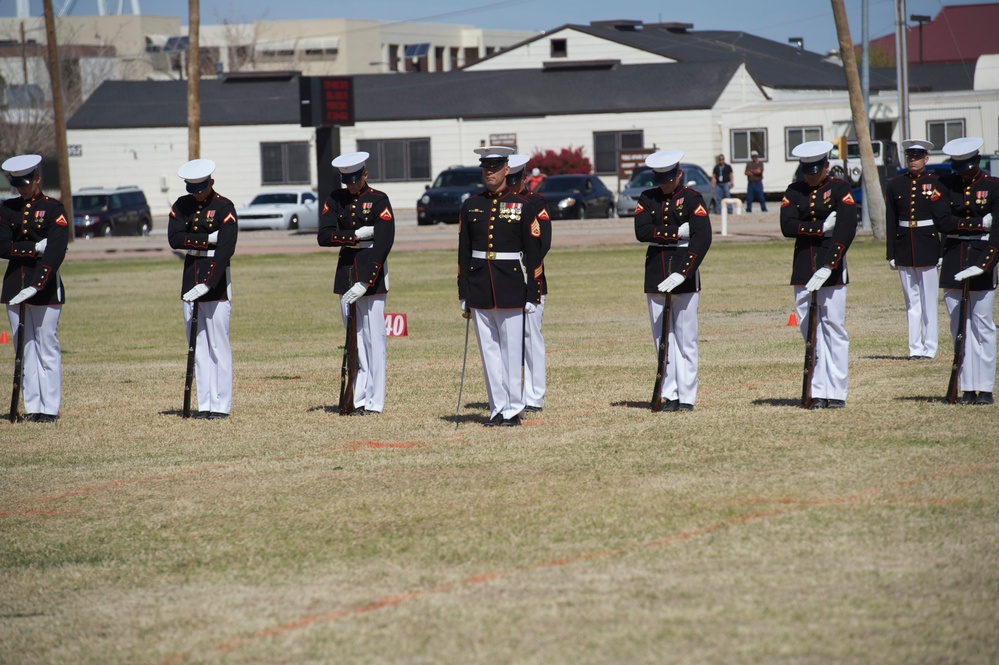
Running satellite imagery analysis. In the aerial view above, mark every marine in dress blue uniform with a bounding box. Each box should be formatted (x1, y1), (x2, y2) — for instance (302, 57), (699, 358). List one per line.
(318, 151), (395, 415)
(457, 146), (545, 426)
(167, 159), (238, 420)
(506, 153), (552, 413)
(939, 137), (998, 405)
(780, 141), (857, 409)
(885, 139), (947, 359)
(0, 155), (69, 423)
(634, 150), (712, 411)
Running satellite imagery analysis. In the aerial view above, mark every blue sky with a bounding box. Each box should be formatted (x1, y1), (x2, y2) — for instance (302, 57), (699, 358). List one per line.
(2, 0), (973, 56)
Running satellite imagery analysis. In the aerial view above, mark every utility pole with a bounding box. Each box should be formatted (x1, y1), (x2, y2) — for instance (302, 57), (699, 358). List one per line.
(861, 0), (871, 231)
(187, 0), (201, 159)
(895, 0), (910, 140)
(42, 0), (73, 240)
(831, 0), (884, 239)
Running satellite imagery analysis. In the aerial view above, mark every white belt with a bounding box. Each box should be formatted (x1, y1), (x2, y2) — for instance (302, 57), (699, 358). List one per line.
(649, 240), (689, 248)
(905, 219), (934, 228)
(187, 249), (215, 257)
(348, 240), (374, 249)
(472, 250), (521, 260)
(946, 234), (987, 241)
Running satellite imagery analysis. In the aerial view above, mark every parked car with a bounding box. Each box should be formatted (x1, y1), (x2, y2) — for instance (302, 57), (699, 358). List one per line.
(616, 163), (715, 217)
(72, 186), (152, 238)
(236, 188), (319, 230)
(534, 174), (615, 219)
(417, 166), (484, 225)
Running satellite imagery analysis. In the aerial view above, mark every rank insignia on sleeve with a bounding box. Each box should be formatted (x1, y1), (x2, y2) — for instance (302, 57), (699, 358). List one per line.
(534, 266), (543, 279)
(693, 203), (707, 217)
(379, 208), (393, 221)
(224, 212), (236, 224)
(55, 214), (68, 226)
(781, 196), (790, 208)
(531, 219), (541, 237)
(538, 208), (550, 222)
(635, 202), (645, 214)
(322, 203), (329, 215)
(930, 188), (941, 201)
(841, 192), (855, 205)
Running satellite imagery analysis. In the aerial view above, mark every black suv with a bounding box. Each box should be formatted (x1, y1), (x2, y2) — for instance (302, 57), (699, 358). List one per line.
(416, 166), (483, 225)
(72, 186), (153, 238)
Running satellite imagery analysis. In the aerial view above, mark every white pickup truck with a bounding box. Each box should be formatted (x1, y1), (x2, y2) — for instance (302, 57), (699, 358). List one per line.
(828, 139), (899, 186)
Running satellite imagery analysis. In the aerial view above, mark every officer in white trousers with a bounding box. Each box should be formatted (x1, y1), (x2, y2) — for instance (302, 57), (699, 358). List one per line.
(1, 154), (70, 423)
(940, 137), (997, 406)
(167, 159), (238, 420)
(506, 154), (551, 412)
(318, 152), (395, 415)
(634, 150), (712, 411)
(779, 141), (858, 409)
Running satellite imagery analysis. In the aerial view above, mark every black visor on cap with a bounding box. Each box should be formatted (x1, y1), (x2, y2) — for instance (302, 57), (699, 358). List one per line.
(505, 171), (524, 187)
(339, 169), (365, 185)
(905, 149), (928, 157)
(186, 179), (210, 194)
(800, 158), (828, 175)
(6, 170), (35, 187)
(951, 155), (978, 172)
(653, 167), (679, 184)
(480, 157), (507, 169)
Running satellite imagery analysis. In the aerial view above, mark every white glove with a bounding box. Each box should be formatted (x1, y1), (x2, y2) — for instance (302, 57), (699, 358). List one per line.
(342, 282), (368, 304)
(888, 259), (897, 270)
(805, 267), (832, 292)
(460, 300), (470, 319)
(524, 302), (537, 314)
(182, 283), (210, 302)
(983, 213), (993, 231)
(822, 211), (837, 234)
(954, 266), (985, 281)
(34, 238), (47, 255)
(8, 286), (37, 305)
(937, 258), (943, 270)
(354, 226), (375, 241)
(657, 272), (685, 293)
(677, 222), (690, 239)
(207, 231), (219, 244)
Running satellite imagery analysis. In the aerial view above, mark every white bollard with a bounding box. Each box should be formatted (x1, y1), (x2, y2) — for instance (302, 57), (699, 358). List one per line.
(719, 197), (743, 236)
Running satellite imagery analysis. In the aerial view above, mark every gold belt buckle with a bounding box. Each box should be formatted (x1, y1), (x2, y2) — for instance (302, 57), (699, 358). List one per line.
(908, 220), (918, 228)
(486, 251), (496, 260)
(350, 243), (360, 249)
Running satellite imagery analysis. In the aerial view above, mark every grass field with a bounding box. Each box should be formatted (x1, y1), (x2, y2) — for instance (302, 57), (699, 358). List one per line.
(2, 236), (997, 664)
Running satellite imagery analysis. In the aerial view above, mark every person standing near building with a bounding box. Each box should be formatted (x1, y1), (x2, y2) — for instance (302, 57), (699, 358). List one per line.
(457, 146), (544, 427)
(710, 153), (733, 215)
(168, 159), (238, 420)
(635, 149), (712, 412)
(884, 139), (946, 360)
(744, 150), (767, 212)
(507, 153), (552, 413)
(938, 137), (997, 405)
(526, 167), (546, 192)
(318, 151), (395, 416)
(0, 155), (69, 423)
(780, 141), (857, 409)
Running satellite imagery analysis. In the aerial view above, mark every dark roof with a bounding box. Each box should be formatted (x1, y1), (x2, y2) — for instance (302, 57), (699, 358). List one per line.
(868, 3), (999, 65)
(870, 62), (978, 92)
(68, 62), (740, 129)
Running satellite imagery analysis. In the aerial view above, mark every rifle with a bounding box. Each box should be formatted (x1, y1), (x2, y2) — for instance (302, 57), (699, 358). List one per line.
(801, 290), (819, 409)
(9, 303), (25, 423)
(651, 293), (672, 412)
(339, 268), (359, 416)
(182, 301), (199, 418)
(946, 278), (971, 404)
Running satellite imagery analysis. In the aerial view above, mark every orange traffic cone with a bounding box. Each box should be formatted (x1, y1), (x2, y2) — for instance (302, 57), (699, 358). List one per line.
(786, 313), (797, 327)
(0, 331), (8, 344)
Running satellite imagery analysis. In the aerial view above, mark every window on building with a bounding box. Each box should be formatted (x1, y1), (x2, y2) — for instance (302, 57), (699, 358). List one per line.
(785, 127), (821, 159)
(388, 44), (400, 72)
(464, 47), (479, 66)
(260, 142), (310, 185)
(731, 129), (767, 162)
(550, 38), (567, 58)
(593, 130), (644, 174)
(927, 119), (965, 151)
(435, 46), (446, 71)
(356, 138), (431, 182)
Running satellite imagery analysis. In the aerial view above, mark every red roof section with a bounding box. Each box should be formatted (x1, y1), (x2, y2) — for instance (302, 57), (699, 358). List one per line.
(867, 2), (999, 64)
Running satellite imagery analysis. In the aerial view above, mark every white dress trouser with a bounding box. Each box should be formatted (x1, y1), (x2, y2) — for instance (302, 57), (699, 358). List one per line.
(524, 295), (546, 408)
(472, 307), (525, 420)
(944, 289), (996, 393)
(183, 300), (232, 414)
(648, 292), (699, 405)
(795, 285), (849, 401)
(898, 266), (939, 358)
(7, 304), (61, 416)
(340, 294), (386, 413)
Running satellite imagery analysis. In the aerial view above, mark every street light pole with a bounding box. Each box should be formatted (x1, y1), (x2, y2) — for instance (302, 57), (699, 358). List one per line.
(910, 14), (931, 64)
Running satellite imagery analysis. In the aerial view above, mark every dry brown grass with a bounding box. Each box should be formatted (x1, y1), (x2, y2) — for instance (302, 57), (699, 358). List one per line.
(1, 237), (997, 664)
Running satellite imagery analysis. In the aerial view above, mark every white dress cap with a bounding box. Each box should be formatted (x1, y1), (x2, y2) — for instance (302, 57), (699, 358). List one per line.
(792, 140), (834, 174)
(332, 151), (369, 183)
(508, 154), (530, 174)
(474, 145), (515, 164)
(2, 154), (43, 178)
(942, 137), (984, 161)
(645, 150), (684, 173)
(902, 139), (933, 152)
(178, 158), (216, 193)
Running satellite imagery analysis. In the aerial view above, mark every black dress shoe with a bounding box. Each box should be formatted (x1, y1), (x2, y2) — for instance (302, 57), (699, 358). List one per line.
(825, 399), (845, 408)
(34, 413), (59, 423)
(207, 412), (229, 420)
(483, 414), (502, 427)
(959, 391), (978, 405)
(974, 392), (994, 405)
(524, 405), (543, 413)
(191, 411), (209, 420)
(678, 403), (694, 412)
(500, 414), (521, 427)
(23, 413), (39, 422)
(348, 407), (367, 416)
(659, 399), (679, 412)
(808, 398), (828, 410)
